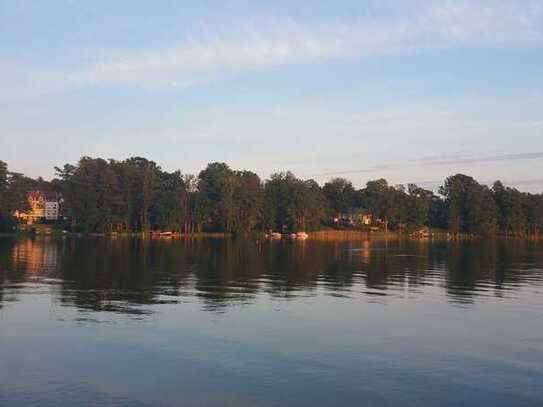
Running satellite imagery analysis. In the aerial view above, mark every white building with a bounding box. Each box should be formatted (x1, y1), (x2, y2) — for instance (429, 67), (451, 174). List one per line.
(44, 201), (60, 220)
(15, 190), (62, 224)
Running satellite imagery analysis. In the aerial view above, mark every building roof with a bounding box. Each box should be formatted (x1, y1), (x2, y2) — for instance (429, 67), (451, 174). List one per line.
(28, 190), (61, 202)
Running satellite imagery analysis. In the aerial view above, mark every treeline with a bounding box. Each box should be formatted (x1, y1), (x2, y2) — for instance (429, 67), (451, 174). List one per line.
(1, 157), (543, 237)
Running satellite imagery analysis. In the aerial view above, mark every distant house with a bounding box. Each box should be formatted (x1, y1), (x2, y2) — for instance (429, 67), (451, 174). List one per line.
(332, 208), (372, 227)
(15, 190), (62, 224)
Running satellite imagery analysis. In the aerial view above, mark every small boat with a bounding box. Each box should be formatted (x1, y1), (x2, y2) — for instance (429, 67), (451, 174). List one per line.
(271, 233), (282, 240)
(296, 232), (308, 240)
(290, 233), (297, 239)
(150, 231), (173, 238)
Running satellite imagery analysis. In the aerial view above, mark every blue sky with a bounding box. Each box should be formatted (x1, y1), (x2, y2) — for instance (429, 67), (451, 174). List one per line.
(1, 0), (543, 191)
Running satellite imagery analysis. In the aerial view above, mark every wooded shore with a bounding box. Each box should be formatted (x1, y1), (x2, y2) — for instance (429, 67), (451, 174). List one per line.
(3, 228), (543, 242)
(2, 158), (543, 239)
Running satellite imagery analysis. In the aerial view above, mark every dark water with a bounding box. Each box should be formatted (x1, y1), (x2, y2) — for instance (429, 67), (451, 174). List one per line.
(1, 237), (542, 406)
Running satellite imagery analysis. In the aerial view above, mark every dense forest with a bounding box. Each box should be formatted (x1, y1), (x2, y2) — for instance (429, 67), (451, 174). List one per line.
(1, 157), (543, 237)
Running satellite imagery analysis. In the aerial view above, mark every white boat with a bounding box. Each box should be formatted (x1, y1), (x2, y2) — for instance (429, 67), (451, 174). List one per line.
(271, 233), (282, 240)
(296, 232), (308, 240)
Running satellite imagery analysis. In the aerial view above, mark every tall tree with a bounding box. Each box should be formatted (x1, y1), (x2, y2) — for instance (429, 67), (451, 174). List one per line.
(402, 184), (431, 231)
(360, 179), (399, 233)
(198, 162), (236, 232)
(0, 161), (7, 214)
(0, 161), (16, 231)
(56, 157), (121, 232)
(439, 174), (498, 235)
(149, 170), (185, 231)
(323, 178), (356, 217)
(180, 174), (200, 233)
(123, 157), (160, 232)
(523, 192), (543, 237)
(233, 170), (264, 234)
(264, 172), (326, 232)
(5, 172), (37, 215)
(492, 181), (527, 236)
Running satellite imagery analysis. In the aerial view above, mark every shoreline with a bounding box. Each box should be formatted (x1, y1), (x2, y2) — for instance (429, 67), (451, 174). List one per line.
(2, 229), (543, 242)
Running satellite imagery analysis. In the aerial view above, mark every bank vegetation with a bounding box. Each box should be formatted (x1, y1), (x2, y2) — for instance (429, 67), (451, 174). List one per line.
(1, 157), (542, 239)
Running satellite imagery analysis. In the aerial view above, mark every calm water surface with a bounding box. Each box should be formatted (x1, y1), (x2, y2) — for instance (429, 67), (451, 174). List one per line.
(1, 237), (542, 406)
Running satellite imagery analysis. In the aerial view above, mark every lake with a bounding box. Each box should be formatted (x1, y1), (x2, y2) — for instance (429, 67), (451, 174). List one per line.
(0, 237), (542, 406)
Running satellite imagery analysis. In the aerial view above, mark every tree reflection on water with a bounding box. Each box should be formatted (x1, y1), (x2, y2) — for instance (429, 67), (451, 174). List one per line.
(1, 237), (542, 314)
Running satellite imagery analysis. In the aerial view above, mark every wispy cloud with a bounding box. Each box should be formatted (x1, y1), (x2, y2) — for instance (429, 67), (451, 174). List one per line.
(64, 0), (543, 89)
(310, 165), (393, 177)
(420, 151), (543, 165)
(413, 177), (543, 191)
(297, 150), (543, 182)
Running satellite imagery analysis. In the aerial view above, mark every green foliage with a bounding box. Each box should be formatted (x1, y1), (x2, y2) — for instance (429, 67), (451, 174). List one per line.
(4, 172), (38, 214)
(523, 193), (543, 236)
(57, 157), (177, 233)
(2, 157), (542, 237)
(492, 181), (527, 236)
(0, 214), (16, 232)
(0, 160), (7, 214)
(359, 179), (399, 232)
(198, 162), (236, 232)
(401, 185), (431, 231)
(323, 178), (355, 216)
(1, 161), (44, 228)
(439, 174), (498, 235)
(149, 170), (185, 231)
(0, 161), (15, 232)
(234, 170), (265, 234)
(264, 172), (327, 232)
(55, 157), (120, 232)
(198, 163), (264, 234)
(428, 196), (447, 229)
